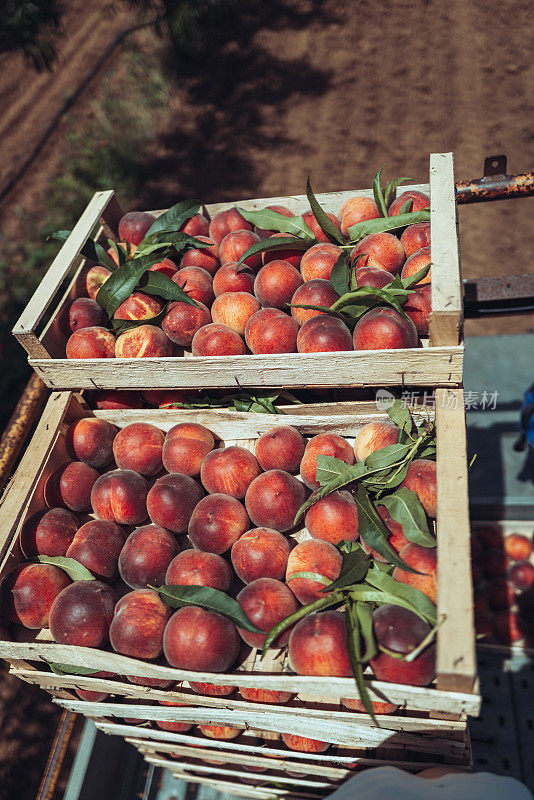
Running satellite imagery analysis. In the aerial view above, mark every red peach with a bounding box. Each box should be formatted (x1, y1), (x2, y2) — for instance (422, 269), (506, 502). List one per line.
(173, 267), (214, 306)
(393, 543), (438, 603)
(201, 446), (261, 499)
(482, 548), (510, 579)
(91, 469), (148, 525)
(477, 526), (504, 548)
(66, 519), (126, 581)
(107, 241), (136, 265)
(113, 422), (165, 475)
(115, 325), (172, 358)
(286, 539), (342, 603)
(253, 205), (295, 239)
(376, 505), (410, 553)
(300, 243), (343, 282)
(237, 577), (299, 648)
(353, 308), (418, 350)
(180, 214), (210, 237)
(254, 260), (303, 308)
(245, 308), (299, 354)
(162, 423), (215, 477)
(85, 266), (111, 300)
(211, 292), (261, 336)
(92, 390), (143, 410)
(113, 292), (164, 321)
(220, 230), (262, 270)
(297, 315), (353, 353)
(162, 300), (211, 347)
(180, 236), (220, 275)
(400, 459), (437, 518)
(190, 682), (235, 696)
(164, 606), (240, 670)
(45, 461), (99, 512)
(290, 279), (339, 326)
(188, 493), (250, 554)
(255, 426), (306, 473)
(370, 604), (436, 686)
(388, 191), (430, 216)
(66, 417), (117, 468)
(209, 209), (253, 245)
(191, 323), (246, 356)
(110, 589), (171, 659)
(281, 734), (330, 753)
(302, 211), (341, 243)
(119, 524), (179, 589)
(147, 473), (204, 534)
(288, 610), (352, 676)
(59, 298), (107, 335)
(340, 196), (381, 236)
(353, 421), (399, 462)
(350, 233), (406, 275)
(300, 433), (355, 490)
(504, 534), (532, 562)
(20, 508), (79, 558)
(231, 528), (292, 583)
(118, 211), (156, 245)
(49, 581), (116, 646)
(404, 285), (432, 337)
(245, 470), (307, 533)
(401, 247), (431, 285)
(66, 326), (116, 359)
(166, 550), (232, 592)
(400, 223), (431, 258)
(353, 265), (394, 289)
(240, 687), (293, 703)
(149, 257), (178, 278)
(263, 233), (303, 268)
(213, 263), (255, 296)
(1, 564), (71, 628)
(510, 562), (534, 591)
(488, 577), (516, 610)
(305, 490), (359, 544)
(157, 701), (193, 734)
(75, 688), (110, 702)
(199, 725), (242, 740)
(143, 389), (184, 407)
(493, 609), (524, 644)
(341, 698), (398, 714)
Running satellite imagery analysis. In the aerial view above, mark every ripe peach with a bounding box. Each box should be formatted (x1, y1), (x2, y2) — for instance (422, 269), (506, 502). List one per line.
(201, 446), (261, 499)
(119, 524), (179, 589)
(213, 263), (255, 296)
(209, 209), (253, 245)
(493, 609), (524, 644)
(400, 222), (431, 258)
(164, 606), (240, 670)
(49, 580), (116, 646)
(66, 520), (126, 581)
(370, 604), (436, 686)
(488, 577), (516, 610)
(188, 494), (250, 554)
(288, 610), (352, 676)
(300, 433), (355, 490)
(239, 687), (293, 704)
(340, 196), (381, 236)
(253, 205), (294, 238)
(404, 285), (432, 336)
(199, 725), (242, 740)
(1, 564), (71, 629)
(118, 211), (156, 245)
(281, 734), (330, 753)
(393, 543), (437, 603)
(300, 243), (343, 282)
(510, 562), (534, 591)
(191, 323), (246, 356)
(75, 688), (110, 702)
(166, 550), (232, 592)
(220, 230), (262, 270)
(110, 589), (171, 659)
(245, 470), (307, 533)
(341, 698), (398, 714)
(143, 389), (184, 407)
(376, 506), (410, 553)
(211, 292), (261, 337)
(45, 461), (99, 512)
(66, 326), (116, 359)
(173, 267), (214, 306)
(113, 292), (163, 321)
(190, 681), (235, 696)
(305, 490), (359, 544)
(477, 526), (504, 548)
(245, 307), (299, 354)
(162, 300), (211, 347)
(180, 214), (210, 237)
(162, 423), (215, 477)
(482, 548), (509, 579)
(353, 265), (394, 289)
(504, 533), (532, 562)
(59, 298), (107, 335)
(149, 257), (178, 278)
(401, 247), (431, 285)
(353, 421), (399, 462)
(113, 423), (165, 476)
(350, 233), (405, 275)
(231, 528), (291, 583)
(147, 473), (204, 533)
(254, 260), (303, 308)
(290, 279), (339, 326)
(107, 241), (136, 265)
(302, 211), (341, 243)
(400, 459), (437, 518)
(263, 233), (303, 268)
(92, 390), (143, 410)
(353, 307), (418, 350)
(286, 539), (342, 603)
(91, 469), (148, 525)
(115, 325), (172, 358)
(237, 577), (299, 648)
(297, 315), (353, 353)
(255, 426), (306, 473)
(85, 266), (111, 300)
(20, 508), (79, 558)
(180, 236), (220, 275)
(157, 702), (193, 734)
(388, 191), (430, 216)
(66, 417), (117, 468)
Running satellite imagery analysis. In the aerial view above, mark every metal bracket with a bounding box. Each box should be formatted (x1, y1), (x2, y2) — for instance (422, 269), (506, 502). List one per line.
(483, 155), (507, 177)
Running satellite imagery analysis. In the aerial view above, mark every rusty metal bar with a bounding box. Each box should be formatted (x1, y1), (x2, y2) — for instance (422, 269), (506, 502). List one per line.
(456, 154), (534, 204)
(36, 709), (78, 800)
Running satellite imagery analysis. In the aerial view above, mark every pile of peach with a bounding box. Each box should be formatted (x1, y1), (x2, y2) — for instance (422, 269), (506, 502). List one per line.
(0, 415), (438, 740)
(62, 191), (432, 361)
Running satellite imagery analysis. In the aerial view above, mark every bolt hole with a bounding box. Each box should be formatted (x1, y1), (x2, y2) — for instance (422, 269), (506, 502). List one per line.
(493, 160), (500, 168)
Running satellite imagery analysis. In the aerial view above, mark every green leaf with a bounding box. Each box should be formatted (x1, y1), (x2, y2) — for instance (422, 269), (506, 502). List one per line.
(378, 487), (436, 548)
(401, 262), (431, 289)
(110, 305), (169, 337)
(138, 270), (199, 305)
(143, 200), (201, 238)
(386, 400), (415, 437)
(372, 166), (388, 218)
(323, 546), (370, 592)
(353, 485), (416, 572)
(50, 663), (100, 676)
(305, 177), (346, 244)
(398, 199), (414, 214)
(137, 231), (207, 253)
(287, 571), (331, 586)
(330, 251), (350, 296)
(365, 567), (437, 625)
(384, 177), (411, 209)
(332, 285), (407, 317)
(262, 592), (344, 654)
(36, 555), (95, 581)
(236, 236), (310, 269)
(315, 455), (368, 488)
(154, 585), (263, 633)
(237, 207), (313, 239)
(364, 443), (413, 471)
(107, 239), (128, 267)
(345, 601), (377, 721)
(347, 210), (431, 242)
(356, 601), (377, 662)
(49, 231), (117, 271)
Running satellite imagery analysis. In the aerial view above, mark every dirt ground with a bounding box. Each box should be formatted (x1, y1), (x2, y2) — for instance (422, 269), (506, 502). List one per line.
(0, 1), (533, 798)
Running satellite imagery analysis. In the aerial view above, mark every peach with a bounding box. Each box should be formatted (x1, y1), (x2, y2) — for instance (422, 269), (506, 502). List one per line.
(110, 589), (171, 659)
(211, 292), (260, 336)
(164, 606), (240, 670)
(231, 528), (292, 583)
(350, 233), (405, 275)
(353, 265), (394, 289)
(201, 446), (261, 499)
(288, 610), (352, 676)
(376, 505), (410, 553)
(75, 688), (109, 702)
(162, 423), (215, 476)
(20, 508), (79, 558)
(400, 459), (437, 517)
(255, 426), (306, 473)
(341, 698), (398, 714)
(477, 526), (504, 548)
(400, 222), (431, 258)
(92, 390), (143, 410)
(340, 196), (381, 236)
(220, 230), (262, 270)
(302, 211), (341, 243)
(118, 211), (156, 245)
(199, 725), (242, 740)
(254, 260), (303, 308)
(157, 701), (193, 734)
(237, 577), (299, 648)
(191, 323), (246, 356)
(112, 422), (165, 475)
(388, 190), (430, 216)
(482, 548), (509, 579)
(304, 490), (359, 544)
(239, 687), (292, 704)
(180, 214), (210, 237)
(143, 389), (184, 407)
(300, 433), (355, 490)
(119, 524), (179, 589)
(113, 292), (163, 321)
(299, 243), (343, 282)
(149, 257), (178, 278)
(173, 267), (214, 306)
(253, 205), (295, 238)
(1, 564), (71, 629)
(245, 307), (299, 354)
(401, 247), (431, 285)
(147, 473), (204, 534)
(91, 469), (148, 525)
(353, 421), (399, 462)
(49, 580), (116, 646)
(213, 262), (255, 296)
(297, 315), (353, 353)
(188, 494), (250, 554)
(59, 297), (107, 335)
(115, 324), (172, 358)
(86, 266), (111, 300)
(286, 539), (342, 603)
(353, 307), (418, 350)
(107, 241), (136, 265)
(290, 279), (339, 326)
(370, 604), (436, 686)
(404, 285), (432, 336)
(209, 209), (253, 245)
(66, 326), (116, 359)
(263, 233), (303, 268)
(65, 417), (117, 468)
(190, 682), (235, 696)
(393, 543), (438, 603)
(504, 533), (532, 561)
(245, 470), (307, 533)
(180, 236), (220, 275)
(66, 519), (126, 581)
(488, 577), (515, 610)
(162, 300), (211, 347)
(166, 550), (232, 592)
(45, 461), (99, 512)
(494, 609), (525, 644)
(510, 562), (534, 590)
(281, 734), (330, 753)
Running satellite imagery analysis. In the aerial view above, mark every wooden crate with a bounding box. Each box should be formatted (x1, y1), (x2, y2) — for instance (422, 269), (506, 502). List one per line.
(12, 153), (463, 391)
(0, 390), (479, 747)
